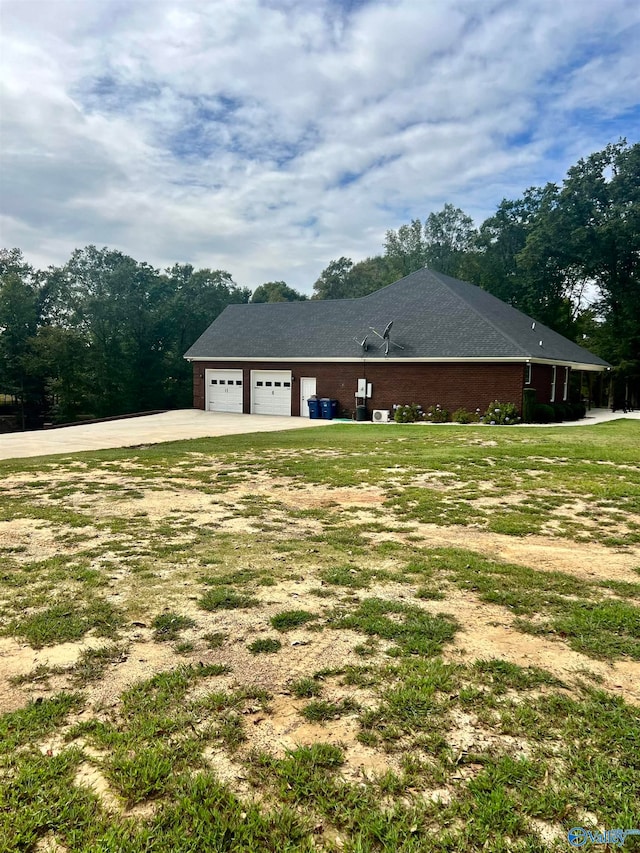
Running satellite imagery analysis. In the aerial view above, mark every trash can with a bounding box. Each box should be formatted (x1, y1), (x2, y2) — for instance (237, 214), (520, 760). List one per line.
(320, 398), (339, 419)
(355, 404), (368, 421)
(307, 398), (321, 419)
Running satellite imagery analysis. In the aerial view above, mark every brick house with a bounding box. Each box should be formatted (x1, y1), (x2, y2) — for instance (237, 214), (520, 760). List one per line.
(184, 269), (609, 418)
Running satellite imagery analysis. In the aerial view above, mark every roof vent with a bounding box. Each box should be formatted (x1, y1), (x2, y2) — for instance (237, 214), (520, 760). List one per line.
(539, 340), (543, 347)
(531, 322), (536, 330)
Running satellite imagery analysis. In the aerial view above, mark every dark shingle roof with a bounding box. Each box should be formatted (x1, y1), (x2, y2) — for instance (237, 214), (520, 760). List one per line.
(184, 269), (609, 368)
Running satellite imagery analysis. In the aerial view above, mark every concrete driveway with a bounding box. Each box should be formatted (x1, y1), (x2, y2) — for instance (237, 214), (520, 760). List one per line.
(0, 410), (332, 460)
(0, 407), (637, 462)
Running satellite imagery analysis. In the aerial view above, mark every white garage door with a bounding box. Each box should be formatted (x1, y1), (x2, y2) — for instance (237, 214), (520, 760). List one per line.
(206, 369), (243, 413)
(251, 370), (292, 416)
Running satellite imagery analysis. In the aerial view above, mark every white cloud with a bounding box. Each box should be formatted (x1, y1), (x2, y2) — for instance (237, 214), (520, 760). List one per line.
(0, 0), (638, 291)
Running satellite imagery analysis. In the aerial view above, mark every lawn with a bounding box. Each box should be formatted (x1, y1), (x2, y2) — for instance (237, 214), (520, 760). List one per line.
(1, 420), (639, 851)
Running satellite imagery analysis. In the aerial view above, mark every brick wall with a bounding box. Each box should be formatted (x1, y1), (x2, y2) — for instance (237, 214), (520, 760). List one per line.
(192, 361), (526, 416)
(529, 363), (569, 405)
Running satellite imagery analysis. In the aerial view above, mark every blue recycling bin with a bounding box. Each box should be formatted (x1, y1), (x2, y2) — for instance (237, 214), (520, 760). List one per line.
(307, 399), (321, 419)
(320, 398), (339, 419)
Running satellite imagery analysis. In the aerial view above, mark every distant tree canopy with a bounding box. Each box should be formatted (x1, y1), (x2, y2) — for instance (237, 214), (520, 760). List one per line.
(312, 255), (396, 300)
(251, 281), (307, 303)
(1, 140), (638, 427)
(0, 246), (249, 427)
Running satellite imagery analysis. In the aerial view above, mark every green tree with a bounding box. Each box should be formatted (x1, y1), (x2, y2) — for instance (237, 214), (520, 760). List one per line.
(424, 204), (477, 277)
(0, 250), (42, 427)
(251, 281), (307, 303)
(383, 219), (425, 277)
(62, 246), (166, 416)
(312, 257), (355, 300)
(348, 256), (397, 295)
(24, 326), (91, 423)
(160, 264), (250, 407)
(312, 255), (396, 300)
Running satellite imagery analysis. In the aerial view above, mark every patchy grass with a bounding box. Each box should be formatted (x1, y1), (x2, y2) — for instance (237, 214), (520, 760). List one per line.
(299, 698), (359, 722)
(289, 677), (323, 698)
(198, 587), (259, 611)
(70, 644), (129, 685)
(152, 612), (197, 642)
(0, 692), (83, 751)
(329, 597), (459, 657)
(270, 610), (316, 631)
(6, 599), (123, 648)
(248, 637), (282, 654)
(1, 421), (640, 850)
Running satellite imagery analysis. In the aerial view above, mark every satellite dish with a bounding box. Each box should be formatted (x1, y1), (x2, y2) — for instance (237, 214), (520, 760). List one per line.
(369, 320), (404, 356)
(353, 334), (369, 351)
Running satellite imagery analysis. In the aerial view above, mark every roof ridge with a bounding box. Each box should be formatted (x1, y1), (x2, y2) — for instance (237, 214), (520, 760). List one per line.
(427, 270), (530, 357)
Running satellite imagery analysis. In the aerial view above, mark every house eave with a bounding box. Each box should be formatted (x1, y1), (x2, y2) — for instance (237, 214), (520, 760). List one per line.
(185, 355), (609, 371)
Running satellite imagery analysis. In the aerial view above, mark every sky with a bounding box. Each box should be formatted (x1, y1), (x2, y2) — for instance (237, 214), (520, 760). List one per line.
(1, 0), (639, 294)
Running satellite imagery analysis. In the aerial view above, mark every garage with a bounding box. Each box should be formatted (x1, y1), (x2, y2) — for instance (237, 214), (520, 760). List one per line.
(251, 370), (292, 416)
(205, 369), (243, 413)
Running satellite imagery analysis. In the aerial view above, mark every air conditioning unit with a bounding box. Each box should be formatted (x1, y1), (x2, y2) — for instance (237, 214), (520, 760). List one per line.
(372, 409), (391, 423)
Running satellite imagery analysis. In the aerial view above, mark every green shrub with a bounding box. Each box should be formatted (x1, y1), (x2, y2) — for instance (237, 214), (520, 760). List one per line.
(481, 401), (520, 425)
(522, 388), (537, 423)
(551, 403), (567, 422)
(569, 401), (587, 420)
(393, 403), (423, 423)
(425, 404), (450, 423)
(451, 407), (480, 424)
(533, 404), (554, 423)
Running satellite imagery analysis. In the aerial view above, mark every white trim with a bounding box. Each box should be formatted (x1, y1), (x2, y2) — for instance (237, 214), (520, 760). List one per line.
(524, 363), (532, 385)
(551, 365), (557, 403)
(187, 356), (607, 371)
(300, 377), (317, 418)
(563, 366), (569, 401)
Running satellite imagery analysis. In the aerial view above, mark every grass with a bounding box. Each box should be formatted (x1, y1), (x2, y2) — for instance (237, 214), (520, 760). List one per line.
(329, 597), (459, 657)
(299, 698), (359, 722)
(0, 692), (83, 752)
(6, 599), (123, 648)
(70, 644), (129, 685)
(248, 637), (282, 654)
(198, 587), (259, 611)
(270, 610), (316, 631)
(319, 564), (372, 589)
(152, 612), (196, 641)
(422, 546), (640, 661)
(289, 677), (323, 698)
(1, 421), (640, 851)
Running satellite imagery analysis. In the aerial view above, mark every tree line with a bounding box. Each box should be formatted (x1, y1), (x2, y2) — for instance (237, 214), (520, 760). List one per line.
(1, 140), (638, 428)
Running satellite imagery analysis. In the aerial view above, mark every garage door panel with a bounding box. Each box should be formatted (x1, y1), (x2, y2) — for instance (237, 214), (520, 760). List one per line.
(251, 371), (292, 416)
(206, 370), (243, 413)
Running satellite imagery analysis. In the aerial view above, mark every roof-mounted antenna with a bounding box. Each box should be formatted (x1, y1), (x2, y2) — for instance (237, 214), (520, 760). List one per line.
(369, 320), (405, 356)
(354, 334), (369, 351)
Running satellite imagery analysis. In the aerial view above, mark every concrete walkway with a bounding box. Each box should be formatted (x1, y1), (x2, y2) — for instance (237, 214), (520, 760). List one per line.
(520, 407), (640, 428)
(0, 410), (331, 460)
(0, 407), (637, 462)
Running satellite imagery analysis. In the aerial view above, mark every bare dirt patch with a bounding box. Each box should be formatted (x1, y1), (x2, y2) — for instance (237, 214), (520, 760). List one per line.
(368, 520), (640, 584)
(419, 586), (640, 707)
